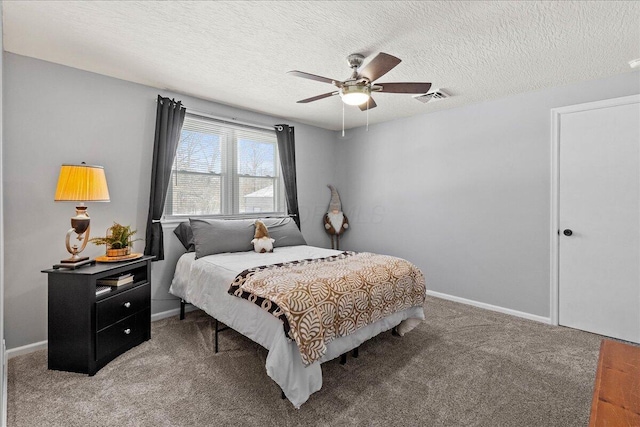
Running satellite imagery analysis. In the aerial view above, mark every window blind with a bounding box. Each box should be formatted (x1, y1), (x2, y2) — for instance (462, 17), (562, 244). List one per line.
(164, 114), (284, 217)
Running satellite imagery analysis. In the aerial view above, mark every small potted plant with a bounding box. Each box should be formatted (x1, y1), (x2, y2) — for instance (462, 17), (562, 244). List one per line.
(90, 222), (142, 257)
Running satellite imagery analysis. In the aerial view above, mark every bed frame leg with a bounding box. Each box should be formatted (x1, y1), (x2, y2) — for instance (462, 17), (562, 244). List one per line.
(180, 299), (186, 320)
(392, 327), (400, 337)
(215, 318), (219, 353)
(281, 391), (286, 400)
(352, 346), (359, 358)
(340, 353), (347, 365)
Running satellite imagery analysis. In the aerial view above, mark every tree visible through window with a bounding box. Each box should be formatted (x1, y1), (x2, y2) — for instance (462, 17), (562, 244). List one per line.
(238, 139), (277, 213)
(164, 114), (284, 217)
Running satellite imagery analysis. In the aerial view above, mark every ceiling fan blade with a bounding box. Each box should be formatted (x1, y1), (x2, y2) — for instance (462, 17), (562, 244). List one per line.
(296, 91), (338, 103)
(376, 82), (432, 94)
(358, 53), (402, 82)
(358, 97), (377, 111)
(288, 70), (342, 86)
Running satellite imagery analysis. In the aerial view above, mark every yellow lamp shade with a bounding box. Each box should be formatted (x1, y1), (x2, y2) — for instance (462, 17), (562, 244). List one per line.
(54, 163), (110, 202)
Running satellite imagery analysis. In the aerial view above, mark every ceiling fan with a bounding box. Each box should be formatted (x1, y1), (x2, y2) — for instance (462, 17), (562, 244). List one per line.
(288, 52), (431, 110)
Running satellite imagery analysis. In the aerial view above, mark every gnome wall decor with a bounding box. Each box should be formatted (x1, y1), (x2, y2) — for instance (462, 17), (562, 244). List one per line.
(324, 185), (349, 250)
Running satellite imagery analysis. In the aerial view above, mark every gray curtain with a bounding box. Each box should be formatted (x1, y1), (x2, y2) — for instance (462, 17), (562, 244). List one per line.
(275, 125), (300, 229)
(144, 96), (186, 260)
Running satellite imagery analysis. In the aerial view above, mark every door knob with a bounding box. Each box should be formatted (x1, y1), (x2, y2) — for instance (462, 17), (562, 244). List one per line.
(563, 229), (573, 236)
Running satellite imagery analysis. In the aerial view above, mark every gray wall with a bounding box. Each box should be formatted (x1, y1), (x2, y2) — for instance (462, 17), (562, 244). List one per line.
(335, 71), (640, 319)
(2, 53), (337, 349)
(1, 2), (6, 417)
(4, 49), (638, 349)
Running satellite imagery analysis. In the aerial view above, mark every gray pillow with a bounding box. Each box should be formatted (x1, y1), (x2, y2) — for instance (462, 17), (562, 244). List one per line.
(173, 222), (195, 252)
(261, 217), (307, 248)
(189, 218), (255, 258)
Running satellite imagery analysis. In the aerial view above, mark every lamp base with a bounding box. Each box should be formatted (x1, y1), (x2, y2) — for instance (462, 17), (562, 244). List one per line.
(52, 259), (95, 270)
(60, 255), (89, 264)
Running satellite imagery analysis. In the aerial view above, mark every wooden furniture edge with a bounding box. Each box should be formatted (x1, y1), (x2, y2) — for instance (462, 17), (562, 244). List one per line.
(588, 339), (606, 427)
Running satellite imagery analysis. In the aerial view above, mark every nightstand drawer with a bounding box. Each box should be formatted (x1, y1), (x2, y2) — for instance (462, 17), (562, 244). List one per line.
(96, 283), (150, 331)
(96, 311), (147, 361)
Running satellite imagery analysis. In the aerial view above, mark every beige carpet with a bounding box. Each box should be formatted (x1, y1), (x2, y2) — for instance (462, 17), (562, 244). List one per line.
(8, 297), (602, 426)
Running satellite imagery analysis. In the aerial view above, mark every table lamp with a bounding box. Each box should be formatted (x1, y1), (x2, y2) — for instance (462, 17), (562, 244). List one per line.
(54, 163), (110, 267)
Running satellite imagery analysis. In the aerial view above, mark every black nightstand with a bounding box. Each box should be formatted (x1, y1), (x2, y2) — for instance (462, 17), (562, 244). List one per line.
(42, 256), (154, 375)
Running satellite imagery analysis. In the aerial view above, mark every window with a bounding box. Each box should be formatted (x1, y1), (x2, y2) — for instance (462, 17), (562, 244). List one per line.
(164, 114), (285, 218)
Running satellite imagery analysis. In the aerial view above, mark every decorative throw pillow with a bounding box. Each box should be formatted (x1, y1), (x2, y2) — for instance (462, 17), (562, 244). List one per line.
(189, 218), (255, 259)
(173, 222), (195, 252)
(261, 217), (307, 248)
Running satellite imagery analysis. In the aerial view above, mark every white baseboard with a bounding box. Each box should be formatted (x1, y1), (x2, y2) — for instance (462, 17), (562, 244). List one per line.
(426, 290), (551, 324)
(6, 340), (48, 360)
(7, 306), (199, 359)
(150, 305), (197, 322)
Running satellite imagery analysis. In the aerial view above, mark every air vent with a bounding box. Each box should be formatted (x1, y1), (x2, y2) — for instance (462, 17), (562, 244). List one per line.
(413, 89), (450, 103)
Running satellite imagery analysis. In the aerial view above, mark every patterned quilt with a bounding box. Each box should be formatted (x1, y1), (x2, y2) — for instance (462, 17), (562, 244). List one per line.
(228, 251), (426, 365)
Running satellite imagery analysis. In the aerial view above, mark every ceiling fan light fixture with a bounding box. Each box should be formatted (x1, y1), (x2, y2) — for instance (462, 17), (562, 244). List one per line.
(291, 52), (430, 113)
(340, 85), (370, 106)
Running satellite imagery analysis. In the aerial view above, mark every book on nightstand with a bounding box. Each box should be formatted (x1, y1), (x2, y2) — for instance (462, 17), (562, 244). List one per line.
(95, 286), (111, 296)
(96, 273), (134, 287)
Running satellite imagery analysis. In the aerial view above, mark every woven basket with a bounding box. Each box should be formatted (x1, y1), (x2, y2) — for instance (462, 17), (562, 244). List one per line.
(106, 247), (131, 257)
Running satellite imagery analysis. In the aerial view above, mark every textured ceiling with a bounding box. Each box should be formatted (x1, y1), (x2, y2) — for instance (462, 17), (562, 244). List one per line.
(3, 1), (639, 130)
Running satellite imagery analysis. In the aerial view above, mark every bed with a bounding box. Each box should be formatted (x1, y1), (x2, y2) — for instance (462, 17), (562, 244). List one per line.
(169, 218), (426, 408)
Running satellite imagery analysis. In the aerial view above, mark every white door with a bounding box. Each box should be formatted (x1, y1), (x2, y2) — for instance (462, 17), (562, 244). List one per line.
(558, 96), (640, 343)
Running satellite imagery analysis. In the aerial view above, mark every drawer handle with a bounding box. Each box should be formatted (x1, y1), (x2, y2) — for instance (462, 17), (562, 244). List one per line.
(123, 302), (131, 308)
(124, 328), (131, 335)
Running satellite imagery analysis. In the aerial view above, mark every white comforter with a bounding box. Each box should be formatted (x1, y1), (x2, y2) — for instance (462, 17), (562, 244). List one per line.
(169, 245), (425, 408)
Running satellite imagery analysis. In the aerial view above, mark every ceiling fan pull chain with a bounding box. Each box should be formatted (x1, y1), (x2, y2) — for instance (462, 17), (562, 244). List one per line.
(366, 99), (369, 131)
(342, 102), (345, 137)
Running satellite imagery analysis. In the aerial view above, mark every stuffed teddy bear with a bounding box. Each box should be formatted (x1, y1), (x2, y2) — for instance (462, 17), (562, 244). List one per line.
(251, 220), (275, 253)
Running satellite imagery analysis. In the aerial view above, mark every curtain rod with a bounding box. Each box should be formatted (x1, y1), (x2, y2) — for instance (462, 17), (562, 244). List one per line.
(188, 109), (277, 132)
(156, 98), (277, 132)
